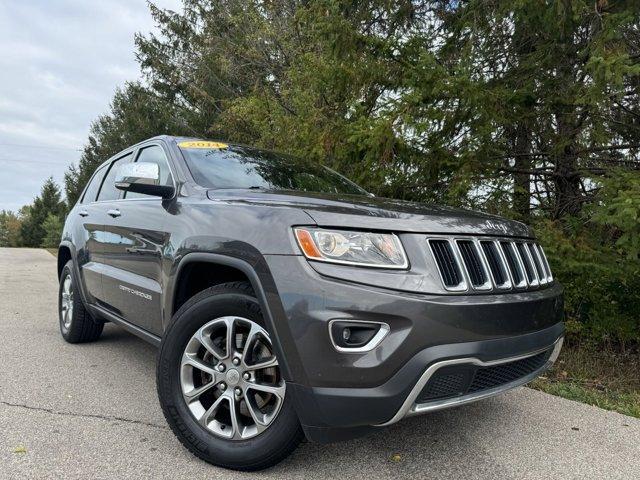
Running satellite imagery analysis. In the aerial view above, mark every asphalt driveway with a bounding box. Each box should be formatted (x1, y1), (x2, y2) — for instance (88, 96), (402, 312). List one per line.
(0, 247), (638, 479)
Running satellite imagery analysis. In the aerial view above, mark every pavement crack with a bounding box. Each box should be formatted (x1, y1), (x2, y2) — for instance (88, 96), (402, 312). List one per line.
(0, 400), (168, 430)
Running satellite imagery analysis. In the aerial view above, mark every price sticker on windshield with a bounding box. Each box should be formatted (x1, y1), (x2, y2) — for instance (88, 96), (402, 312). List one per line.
(178, 141), (229, 149)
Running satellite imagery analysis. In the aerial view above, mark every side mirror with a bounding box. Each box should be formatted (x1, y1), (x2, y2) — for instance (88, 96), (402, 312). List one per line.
(115, 162), (175, 199)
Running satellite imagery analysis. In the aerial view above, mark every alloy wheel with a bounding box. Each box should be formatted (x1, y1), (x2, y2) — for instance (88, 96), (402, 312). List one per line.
(60, 273), (74, 329)
(180, 316), (285, 440)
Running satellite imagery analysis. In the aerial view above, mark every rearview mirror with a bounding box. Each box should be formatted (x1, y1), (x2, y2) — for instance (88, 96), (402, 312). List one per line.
(115, 162), (174, 199)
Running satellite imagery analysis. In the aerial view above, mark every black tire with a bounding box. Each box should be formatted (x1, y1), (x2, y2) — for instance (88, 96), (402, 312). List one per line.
(58, 260), (104, 343)
(157, 282), (303, 471)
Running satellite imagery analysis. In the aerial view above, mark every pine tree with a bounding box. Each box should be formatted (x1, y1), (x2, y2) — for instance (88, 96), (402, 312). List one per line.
(64, 82), (192, 206)
(41, 213), (64, 249)
(20, 178), (65, 248)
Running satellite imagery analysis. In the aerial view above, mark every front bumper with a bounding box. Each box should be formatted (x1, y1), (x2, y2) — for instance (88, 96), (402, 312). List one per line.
(380, 335), (563, 425)
(262, 255), (564, 442)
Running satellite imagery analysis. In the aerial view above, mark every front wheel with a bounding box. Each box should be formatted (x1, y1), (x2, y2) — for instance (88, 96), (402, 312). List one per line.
(157, 282), (303, 471)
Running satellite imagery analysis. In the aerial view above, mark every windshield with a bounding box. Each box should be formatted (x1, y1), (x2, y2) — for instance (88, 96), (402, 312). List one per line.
(179, 142), (368, 195)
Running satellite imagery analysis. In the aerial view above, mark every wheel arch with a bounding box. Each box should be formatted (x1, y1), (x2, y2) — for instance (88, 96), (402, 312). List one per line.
(165, 252), (302, 384)
(57, 242), (73, 280)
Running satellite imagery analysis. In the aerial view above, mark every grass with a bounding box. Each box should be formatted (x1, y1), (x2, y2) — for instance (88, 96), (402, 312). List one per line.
(46, 248), (57, 257)
(530, 342), (640, 418)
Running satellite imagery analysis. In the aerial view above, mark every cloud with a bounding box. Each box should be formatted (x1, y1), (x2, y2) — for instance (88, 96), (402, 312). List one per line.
(0, 0), (182, 212)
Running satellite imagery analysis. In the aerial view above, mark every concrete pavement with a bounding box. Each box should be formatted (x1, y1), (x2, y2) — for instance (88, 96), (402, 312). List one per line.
(0, 247), (638, 479)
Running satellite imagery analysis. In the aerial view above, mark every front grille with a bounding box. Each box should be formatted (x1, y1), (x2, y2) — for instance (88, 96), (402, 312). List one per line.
(429, 240), (463, 288)
(527, 243), (547, 283)
(457, 241), (487, 287)
(428, 236), (553, 292)
(501, 241), (525, 286)
(516, 242), (537, 284)
(480, 241), (508, 287)
(417, 349), (551, 403)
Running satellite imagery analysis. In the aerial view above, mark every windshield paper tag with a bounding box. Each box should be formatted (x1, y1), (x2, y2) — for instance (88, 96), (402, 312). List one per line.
(178, 141), (229, 149)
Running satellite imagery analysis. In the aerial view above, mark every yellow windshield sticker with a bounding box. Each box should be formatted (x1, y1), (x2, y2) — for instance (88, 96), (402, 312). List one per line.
(178, 141), (229, 149)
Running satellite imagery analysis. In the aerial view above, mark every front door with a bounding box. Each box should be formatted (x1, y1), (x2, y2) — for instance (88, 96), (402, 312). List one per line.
(99, 143), (175, 335)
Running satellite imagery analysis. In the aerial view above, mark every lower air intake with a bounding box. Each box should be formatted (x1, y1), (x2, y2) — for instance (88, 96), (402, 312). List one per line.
(417, 349), (551, 403)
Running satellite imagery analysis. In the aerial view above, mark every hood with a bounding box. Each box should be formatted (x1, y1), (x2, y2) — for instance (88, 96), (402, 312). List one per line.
(206, 189), (533, 238)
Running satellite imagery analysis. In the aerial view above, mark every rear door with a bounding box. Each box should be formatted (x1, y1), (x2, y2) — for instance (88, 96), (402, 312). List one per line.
(99, 142), (176, 335)
(70, 163), (110, 305)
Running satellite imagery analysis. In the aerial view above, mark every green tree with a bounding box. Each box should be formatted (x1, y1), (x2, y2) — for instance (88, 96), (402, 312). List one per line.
(64, 0), (640, 344)
(64, 82), (192, 206)
(0, 210), (22, 247)
(41, 213), (64, 249)
(133, 0), (640, 215)
(20, 178), (65, 248)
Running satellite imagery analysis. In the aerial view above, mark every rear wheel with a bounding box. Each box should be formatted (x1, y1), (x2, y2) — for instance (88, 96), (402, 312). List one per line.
(157, 282), (303, 471)
(58, 260), (104, 343)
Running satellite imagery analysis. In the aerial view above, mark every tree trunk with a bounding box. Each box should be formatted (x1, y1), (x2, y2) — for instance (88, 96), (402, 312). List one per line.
(513, 123), (531, 221)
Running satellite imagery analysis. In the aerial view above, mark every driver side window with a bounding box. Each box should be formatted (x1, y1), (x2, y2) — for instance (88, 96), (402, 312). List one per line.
(97, 153), (133, 202)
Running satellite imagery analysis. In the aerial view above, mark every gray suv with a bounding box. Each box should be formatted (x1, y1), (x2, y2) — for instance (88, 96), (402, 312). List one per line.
(57, 136), (564, 470)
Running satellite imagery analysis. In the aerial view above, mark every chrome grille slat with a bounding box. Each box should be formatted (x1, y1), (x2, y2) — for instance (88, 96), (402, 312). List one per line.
(455, 240), (491, 290)
(527, 243), (547, 284)
(428, 239), (467, 291)
(515, 242), (539, 287)
(479, 240), (511, 289)
(500, 241), (527, 288)
(536, 244), (553, 282)
(428, 237), (553, 293)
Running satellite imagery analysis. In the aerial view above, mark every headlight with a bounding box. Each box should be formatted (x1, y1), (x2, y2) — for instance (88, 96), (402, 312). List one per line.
(294, 227), (408, 269)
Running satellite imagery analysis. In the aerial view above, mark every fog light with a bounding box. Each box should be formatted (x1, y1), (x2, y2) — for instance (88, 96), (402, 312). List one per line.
(329, 320), (390, 352)
(342, 327), (351, 341)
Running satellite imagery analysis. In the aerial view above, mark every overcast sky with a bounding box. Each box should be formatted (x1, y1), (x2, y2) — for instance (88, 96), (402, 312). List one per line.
(0, 0), (182, 212)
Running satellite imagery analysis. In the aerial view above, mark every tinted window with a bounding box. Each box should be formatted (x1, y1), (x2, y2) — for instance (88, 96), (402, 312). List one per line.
(97, 153), (133, 201)
(126, 145), (173, 199)
(179, 144), (367, 195)
(81, 164), (108, 204)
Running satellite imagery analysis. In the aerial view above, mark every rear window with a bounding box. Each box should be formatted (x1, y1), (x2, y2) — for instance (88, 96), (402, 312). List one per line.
(178, 142), (367, 196)
(81, 164), (107, 204)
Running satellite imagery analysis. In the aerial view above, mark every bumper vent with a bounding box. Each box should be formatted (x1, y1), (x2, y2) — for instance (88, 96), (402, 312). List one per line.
(418, 349), (551, 403)
(428, 237), (553, 292)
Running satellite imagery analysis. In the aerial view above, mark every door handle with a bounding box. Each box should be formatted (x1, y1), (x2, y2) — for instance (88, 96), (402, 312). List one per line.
(78, 210), (89, 217)
(107, 209), (121, 218)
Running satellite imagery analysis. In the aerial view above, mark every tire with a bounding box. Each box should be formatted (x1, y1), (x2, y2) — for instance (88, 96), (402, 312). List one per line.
(58, 260), (104, 343)
(157, 282), (303, 471)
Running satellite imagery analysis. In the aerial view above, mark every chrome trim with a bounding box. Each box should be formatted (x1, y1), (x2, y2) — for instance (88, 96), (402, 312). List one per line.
(328, 319), (390, 353)
(500, 241), (527, 289)
(485, 239), (513, 290)
(454, 239), (492, 291)
(427, 238), (468, 292)
(377, 336), (563, 427)
(536, 244), (554, 282)
(515, 242), (540, 288)
(428, 236), (553, 293)
(528, 243), (548, 285)
(508, 241), (531, 289)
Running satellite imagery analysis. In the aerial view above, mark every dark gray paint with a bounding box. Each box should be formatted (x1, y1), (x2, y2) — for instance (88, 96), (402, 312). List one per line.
(59, 135), (564, 442)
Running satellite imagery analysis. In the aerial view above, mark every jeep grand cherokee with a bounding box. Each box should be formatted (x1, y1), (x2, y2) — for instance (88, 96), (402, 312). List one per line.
(57, 136), (564, 470)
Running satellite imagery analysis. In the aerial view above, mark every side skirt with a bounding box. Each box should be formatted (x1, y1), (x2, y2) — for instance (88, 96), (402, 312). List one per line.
(88, 304), (161, 347)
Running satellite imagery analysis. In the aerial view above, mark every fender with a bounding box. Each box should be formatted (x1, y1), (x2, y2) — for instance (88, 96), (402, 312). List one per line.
(57, 241), (89, 304)
(165, 251), (308, 385)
